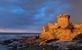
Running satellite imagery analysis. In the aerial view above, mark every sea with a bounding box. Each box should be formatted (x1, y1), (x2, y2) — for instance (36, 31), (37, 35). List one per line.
(0, 33), (39, 50)
(0, 33), (39, 40)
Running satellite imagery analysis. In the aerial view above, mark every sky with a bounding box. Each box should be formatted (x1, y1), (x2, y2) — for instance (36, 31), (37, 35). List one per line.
(0, 0), (82, 33)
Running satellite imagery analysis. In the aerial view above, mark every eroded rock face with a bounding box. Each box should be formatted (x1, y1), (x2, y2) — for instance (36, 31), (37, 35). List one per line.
(39, 14), (82, 45)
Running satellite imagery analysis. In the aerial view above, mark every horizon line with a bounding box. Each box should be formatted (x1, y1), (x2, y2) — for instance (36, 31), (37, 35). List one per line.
(0, 29), (41, 33)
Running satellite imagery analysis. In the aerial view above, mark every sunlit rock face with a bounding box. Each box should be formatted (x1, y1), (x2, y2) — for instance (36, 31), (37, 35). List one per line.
(39, 14), (82, 45)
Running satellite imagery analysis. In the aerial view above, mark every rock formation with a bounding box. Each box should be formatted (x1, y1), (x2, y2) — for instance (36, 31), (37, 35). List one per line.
(39, 14), (82, 45)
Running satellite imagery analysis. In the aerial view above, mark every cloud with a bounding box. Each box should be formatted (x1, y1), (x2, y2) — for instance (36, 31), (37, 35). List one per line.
(0, 0), (81, 32)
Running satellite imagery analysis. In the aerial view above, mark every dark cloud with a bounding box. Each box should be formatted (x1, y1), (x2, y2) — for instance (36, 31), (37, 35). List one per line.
(0, 0), (81, 32)
(67, 0), (82, 23)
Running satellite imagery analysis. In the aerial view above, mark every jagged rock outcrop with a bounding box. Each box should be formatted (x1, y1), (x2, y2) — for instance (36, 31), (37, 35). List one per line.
(39, 14), (82, 45)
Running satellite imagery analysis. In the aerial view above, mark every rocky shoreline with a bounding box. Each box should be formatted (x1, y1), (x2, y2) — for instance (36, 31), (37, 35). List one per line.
(0, 36), (82, 50)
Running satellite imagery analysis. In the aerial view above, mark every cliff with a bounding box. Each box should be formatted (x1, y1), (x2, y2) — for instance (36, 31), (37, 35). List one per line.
(39, 14), (82, 45)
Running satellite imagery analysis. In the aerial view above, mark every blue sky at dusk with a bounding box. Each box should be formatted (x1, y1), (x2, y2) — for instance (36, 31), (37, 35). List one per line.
(0, 0), (82, 33)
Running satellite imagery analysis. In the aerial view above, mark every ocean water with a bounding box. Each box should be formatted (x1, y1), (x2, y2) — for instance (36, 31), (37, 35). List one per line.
(0, 45), (8, 50)
(0, 33), (39, 50)
(0, 33), (39, 40)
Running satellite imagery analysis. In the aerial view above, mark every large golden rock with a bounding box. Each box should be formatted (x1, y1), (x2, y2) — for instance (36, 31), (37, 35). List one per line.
(39, 14), (82, 45)
(57, 14), (70, 28)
